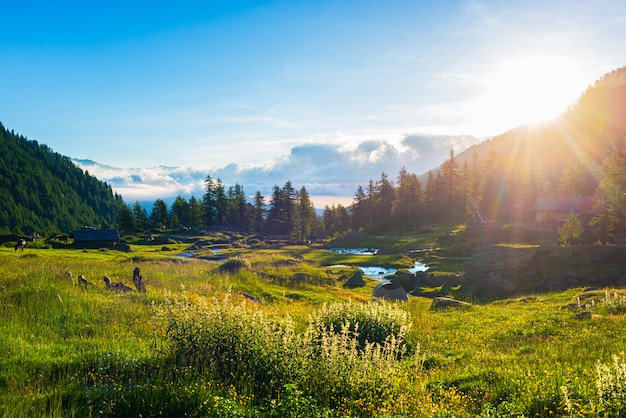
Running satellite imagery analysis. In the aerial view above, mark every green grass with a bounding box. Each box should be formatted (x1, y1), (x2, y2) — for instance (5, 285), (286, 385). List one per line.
(2, 233), (626, 416)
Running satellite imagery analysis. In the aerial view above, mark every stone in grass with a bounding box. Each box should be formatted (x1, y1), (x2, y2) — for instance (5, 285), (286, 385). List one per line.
(343, 270), (366, 288)
(573, 311), (592, 321)
(430, 297), (472, 311)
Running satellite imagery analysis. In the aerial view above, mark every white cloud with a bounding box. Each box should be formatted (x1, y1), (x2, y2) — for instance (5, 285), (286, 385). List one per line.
(74, 132), (478, 208)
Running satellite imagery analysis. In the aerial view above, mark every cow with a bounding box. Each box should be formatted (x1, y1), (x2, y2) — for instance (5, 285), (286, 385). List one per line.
(53, 234), (70, 244)
(14, 239), (26, 251)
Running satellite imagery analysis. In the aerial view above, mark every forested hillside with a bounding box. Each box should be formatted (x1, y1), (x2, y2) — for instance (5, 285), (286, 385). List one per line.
(446, 67), (626, 231)
(0, 123), (124, 235)
(341, 67), (626, 240)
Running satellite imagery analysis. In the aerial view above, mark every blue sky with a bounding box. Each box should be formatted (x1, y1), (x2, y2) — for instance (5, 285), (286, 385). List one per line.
(2, 1), (625, 207)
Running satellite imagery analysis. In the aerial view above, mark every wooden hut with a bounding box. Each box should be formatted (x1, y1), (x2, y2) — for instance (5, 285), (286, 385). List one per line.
(71, 228), (120, 248)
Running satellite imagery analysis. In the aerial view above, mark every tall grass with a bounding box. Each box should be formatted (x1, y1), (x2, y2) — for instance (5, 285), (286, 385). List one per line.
(159, 295), (415, 415)
(4, 246), (626, 416)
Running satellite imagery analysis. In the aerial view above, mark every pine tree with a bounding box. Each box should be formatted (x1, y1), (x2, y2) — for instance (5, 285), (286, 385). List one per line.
(293, 186), (315, 243)
(203, 175), (218, 228)
(117, 204), (135, 231)
(149, 199), (169, 229)
(132, 202), (149, 231)
(188, 196), (203, 228)
(351, 185), (369, 231)
(251, 191), (266, 233)
(392, 167), (423, 230)
(559, 210), (583, 246)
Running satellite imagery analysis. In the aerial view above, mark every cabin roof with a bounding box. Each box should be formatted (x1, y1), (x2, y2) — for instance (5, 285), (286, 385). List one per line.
(72, 228), (120, 242)
(533, 196), (595, 212)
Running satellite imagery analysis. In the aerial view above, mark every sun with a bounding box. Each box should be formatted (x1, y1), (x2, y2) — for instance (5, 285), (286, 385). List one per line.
(472, 54), (589, 134)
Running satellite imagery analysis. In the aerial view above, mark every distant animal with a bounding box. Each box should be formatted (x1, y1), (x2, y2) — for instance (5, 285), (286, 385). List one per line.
(1, 234), (34, 245)
(132, 267), (146, 293)
(103, 276), (133, 293)
(53, 234), (70, 244)
(64, 271), (75, 285)
(14, 239), (26, 251)
(77, 274), (93, 288)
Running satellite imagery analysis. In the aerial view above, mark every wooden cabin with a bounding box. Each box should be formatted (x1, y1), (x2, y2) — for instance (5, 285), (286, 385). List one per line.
(533, 196), (595, 226)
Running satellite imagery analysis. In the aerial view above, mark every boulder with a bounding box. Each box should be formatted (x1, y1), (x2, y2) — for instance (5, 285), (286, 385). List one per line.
(372, 282), (409, 301)
(430, 297), (472, 311)
(343, 270), (366, 288)
(573, 311), (592, 321)
(390, 271), (419, 292)
(464, 244), (626, 299)
(116, 242), (133, 252)
(467, 272), (515, 300)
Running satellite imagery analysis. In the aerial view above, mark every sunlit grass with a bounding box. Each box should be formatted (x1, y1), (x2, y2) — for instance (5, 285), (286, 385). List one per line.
(2, 234), (626, 415)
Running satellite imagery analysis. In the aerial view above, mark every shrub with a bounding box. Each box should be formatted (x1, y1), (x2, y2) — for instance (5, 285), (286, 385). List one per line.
(298, 315), (410, 415)
(218, 256), (251, 273)
(160, 294), (295, 400)
(306, 300), (410, 351)
(600, 291), (626, 315)
(595, 353), (626, 416)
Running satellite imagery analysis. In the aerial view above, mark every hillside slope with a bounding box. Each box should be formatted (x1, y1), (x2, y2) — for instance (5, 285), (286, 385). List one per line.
(431, 67), (626, 229)
(0, 123), (124, 235)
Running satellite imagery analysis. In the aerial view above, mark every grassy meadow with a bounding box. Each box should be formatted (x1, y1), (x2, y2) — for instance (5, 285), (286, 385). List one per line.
(1, 230), (626, 417)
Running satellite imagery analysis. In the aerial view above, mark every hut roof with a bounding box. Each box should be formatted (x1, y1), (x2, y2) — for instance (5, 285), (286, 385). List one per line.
(533, 196), (595, 213)
(72, 228), (120, 242)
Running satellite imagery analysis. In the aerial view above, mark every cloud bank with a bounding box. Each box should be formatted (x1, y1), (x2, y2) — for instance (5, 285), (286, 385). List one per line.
(75, 133), (478, 208)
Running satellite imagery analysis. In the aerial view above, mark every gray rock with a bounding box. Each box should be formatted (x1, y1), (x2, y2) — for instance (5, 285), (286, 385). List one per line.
(343, 270), (366, 288)
(573, 311), (592, 320)
(430, 297), (472, 311)
(116, 242), (133, 252)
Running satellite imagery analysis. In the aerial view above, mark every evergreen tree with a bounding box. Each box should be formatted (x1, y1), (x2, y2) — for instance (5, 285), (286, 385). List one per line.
(590, 152), (626, 240)
(392, 167), (423, 230)
(203, 175), (218, 228)
(117, 204), (135, 231)
(283, 180), (297, 228)
(293, 186), (315, 243)
(226, 184), (250, 230)
(149, 199), (169, 229)
(171, 196), (190, 227)
(351, 185), (369, 231)
(267, 185), (285, 222)
(370, 172), (395, 232)
(440, 149), (461, 220)
(251, 191), (266, 233)
(188, 196), (203, 228)
(559, 210), (583, 246)
(132, 201), (149, 231)
(214, 178), (228, 226)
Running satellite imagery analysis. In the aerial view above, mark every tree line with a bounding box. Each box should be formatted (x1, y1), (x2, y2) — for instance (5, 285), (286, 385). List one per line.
(117, 177), (318, 243)
(117, 67), (626, 243)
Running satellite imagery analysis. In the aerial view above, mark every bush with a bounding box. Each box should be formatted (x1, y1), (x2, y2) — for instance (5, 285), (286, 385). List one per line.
(600, 291), (626, 315)
(595, 353), (626, 416)
(298, 311), (411, 415)
(218, 256), (251, 273)
(159, 297), (414, 416)
(160, 294), (295, 400)
(306, 300), (410, 351)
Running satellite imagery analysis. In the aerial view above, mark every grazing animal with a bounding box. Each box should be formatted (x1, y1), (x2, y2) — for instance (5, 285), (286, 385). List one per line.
(53, 234), (70, 244)
(77, 274), (93, 288)
(132, 267), (146, 293)
(14, 239), (26, 251)
(103, 276), (133, 293)
(64, 271), (75, 285)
